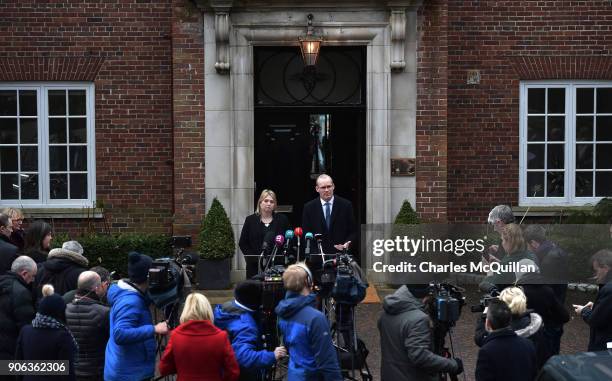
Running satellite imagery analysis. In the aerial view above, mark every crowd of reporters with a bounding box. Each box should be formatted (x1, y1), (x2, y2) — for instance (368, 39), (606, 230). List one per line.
(1, 200), (611, 381)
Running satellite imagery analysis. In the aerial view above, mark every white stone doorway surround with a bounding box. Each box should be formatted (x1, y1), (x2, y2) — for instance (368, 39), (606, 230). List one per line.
(199, 2), (421, 280)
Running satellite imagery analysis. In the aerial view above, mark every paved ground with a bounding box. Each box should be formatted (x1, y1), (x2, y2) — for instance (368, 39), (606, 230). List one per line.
(357, 284), (591, 381)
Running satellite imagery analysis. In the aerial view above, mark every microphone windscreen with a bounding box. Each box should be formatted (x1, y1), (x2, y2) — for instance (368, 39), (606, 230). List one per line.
(294, 227), (303, 237)
(285, 229), (294, 239)
(274, 235), (285, 247)
(305, 232), (314, 239)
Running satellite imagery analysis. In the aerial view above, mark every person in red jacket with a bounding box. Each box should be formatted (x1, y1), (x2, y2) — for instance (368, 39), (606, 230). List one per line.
(159, 292), (240, 381)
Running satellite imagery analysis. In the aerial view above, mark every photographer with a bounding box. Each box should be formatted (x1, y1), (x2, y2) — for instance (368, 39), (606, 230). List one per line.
(275, 263), (342, 381)
(573, 249), (612, 351)
(475, 299), (536, 381)
(378, 285), (463, 381)
(214, 280), (287, 381)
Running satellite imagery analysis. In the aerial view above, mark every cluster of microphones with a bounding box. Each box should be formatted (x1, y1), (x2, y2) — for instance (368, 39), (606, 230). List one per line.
(258, 228), (324, 272)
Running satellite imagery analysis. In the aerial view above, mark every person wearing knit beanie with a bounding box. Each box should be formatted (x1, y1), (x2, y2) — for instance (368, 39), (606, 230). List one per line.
(16, 284), (78, 380)
(127, 251), (153, 284)
(234, 280), (263, 311)
(39, 284), (67, 322)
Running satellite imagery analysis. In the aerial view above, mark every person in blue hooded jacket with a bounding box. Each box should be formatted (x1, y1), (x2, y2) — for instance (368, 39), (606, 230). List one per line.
(214, 279), (287, 381)
(104, 252), (169, 381)
(275, 263), (342, 381)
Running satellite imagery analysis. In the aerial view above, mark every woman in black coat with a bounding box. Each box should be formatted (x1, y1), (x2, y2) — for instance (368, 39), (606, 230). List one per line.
(574, 249), (612, 352)
(16, 284), (77, 381)
(239, 189), (288, 279)
(23, 220), (53, 264)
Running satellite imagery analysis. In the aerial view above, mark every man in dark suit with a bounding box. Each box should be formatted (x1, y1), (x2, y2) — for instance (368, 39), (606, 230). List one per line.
(0, 213), (18, 273)
(302, 174), (356, 255)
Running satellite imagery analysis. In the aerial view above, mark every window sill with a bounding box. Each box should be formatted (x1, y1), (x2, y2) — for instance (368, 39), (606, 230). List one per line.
(513, 205), (595, 217)
(22, 208), (104, 219)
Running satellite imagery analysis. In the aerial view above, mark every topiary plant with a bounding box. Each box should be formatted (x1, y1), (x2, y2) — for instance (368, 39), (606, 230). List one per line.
(199, 197), (235, 260)
(394, 200), (420, 225)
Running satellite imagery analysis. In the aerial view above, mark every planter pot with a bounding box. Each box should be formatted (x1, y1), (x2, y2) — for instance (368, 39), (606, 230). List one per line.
(197, 258), (231, 290)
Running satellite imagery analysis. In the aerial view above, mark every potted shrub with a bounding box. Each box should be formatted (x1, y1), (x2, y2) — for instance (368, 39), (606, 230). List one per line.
(197, 197), (235, 289)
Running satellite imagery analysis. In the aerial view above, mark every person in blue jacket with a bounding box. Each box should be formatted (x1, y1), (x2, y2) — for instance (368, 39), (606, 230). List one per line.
(214, 279), (287, 381)
(104, 252), (169, 381)
(275, 263), (342, 381)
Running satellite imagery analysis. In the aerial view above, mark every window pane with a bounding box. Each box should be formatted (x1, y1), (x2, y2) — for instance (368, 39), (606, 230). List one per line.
(527, 144), (545, 169)
(547, 116), (564, 141)
(547, 144), (564, 169)
(576, 116), (593, 141)
(577, 88), (594, 114)
(70, 174), (87, 199)
(0, 90), (17, 116)
(69, 146), (87, 171)
(20, 147), (38, 172)
(548, 88), (565, 114)
(546, 172), (564, 197)
(49, 146), (67, 171)
(19, 118), (37, 144)
(19, 90), (37, 116)
(49, 118), (66, 143)
(50, 174), (68, 199)
(0, 147), (18, 172)
(69, 118), (87, 143)
(596, 116), (612, 141)
(0, 118), (17, 144)
(596, 88), (612, 113)
(68, 90), (86, 116)
(48, 90), (66, 116)
(596, 144), (612, 169)
(575, 172), (593, 197)
(21, 174), (38, 199)
(595, 172), (612, 197)
(528, 116), (545, 141)
(0, 174), (18, 199)
(576, 144), (593, 169)
(527, 172), (544, 196)
(528, 88), (545, 114)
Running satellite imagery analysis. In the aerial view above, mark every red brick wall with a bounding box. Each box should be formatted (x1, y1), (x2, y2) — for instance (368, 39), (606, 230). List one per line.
(416, 0), (449, 222)
(446, 0), (612, 222)
(171, 0), (205, 241)
(0, 0), (176, 234)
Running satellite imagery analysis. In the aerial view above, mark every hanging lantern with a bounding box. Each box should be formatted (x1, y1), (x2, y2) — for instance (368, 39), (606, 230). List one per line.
(299, 14), (322, 67)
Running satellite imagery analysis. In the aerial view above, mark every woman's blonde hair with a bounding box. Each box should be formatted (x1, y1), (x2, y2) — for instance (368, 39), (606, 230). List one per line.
(255, 189), (277, 215)
(499, 286), (527, 315)
(2, 207), (24, 220)
(179, 293), (214, 324)
(501, 223), (526, 255)
(283, 264), (309, 292)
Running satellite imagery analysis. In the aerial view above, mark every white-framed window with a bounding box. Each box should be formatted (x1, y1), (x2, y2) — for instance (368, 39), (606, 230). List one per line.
(0, 83), (95, 208)
(520, 81), (612, 206)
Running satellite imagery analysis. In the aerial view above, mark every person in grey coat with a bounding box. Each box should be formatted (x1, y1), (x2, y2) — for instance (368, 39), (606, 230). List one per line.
(378, 285), (463, 381)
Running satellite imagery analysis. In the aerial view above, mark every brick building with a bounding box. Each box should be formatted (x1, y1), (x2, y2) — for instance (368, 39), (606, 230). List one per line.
(1, 0), (610, 276)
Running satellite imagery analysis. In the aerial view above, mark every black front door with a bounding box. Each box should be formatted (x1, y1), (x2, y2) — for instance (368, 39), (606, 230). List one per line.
(253, 45), (366, 236)
(254, 109), (365, 228)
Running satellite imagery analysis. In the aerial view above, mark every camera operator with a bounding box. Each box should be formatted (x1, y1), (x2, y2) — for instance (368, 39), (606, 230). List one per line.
(378, 284), (463, 381)
(104, 252), (169, 381)
(275, 263), (342, 381)
(475, 299), (536, 381)
(573, 249), (612, 351)
(214, 280), (287, 381)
